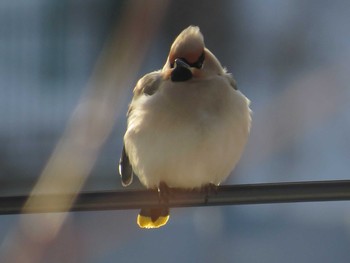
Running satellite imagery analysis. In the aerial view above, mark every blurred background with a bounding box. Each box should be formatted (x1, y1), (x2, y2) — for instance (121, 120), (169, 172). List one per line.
(1, 0), (350, 262)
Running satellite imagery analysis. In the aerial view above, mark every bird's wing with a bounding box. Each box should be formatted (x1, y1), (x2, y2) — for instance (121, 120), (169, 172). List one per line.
(119, 144), (134, 187)
(133, 71), (162, 96)
(119, 71), (162, 186)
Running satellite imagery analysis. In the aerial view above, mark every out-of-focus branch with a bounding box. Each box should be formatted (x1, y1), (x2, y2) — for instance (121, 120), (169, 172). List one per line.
(0, 1), (169, 262)
(1, 180), (350, 215)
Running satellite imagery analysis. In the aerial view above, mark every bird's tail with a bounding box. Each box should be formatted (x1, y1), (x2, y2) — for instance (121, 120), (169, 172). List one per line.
(137, 207), (170, 229)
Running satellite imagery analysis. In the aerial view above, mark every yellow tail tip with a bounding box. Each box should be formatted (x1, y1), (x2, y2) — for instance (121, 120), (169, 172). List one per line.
(137, 214), (170, 229)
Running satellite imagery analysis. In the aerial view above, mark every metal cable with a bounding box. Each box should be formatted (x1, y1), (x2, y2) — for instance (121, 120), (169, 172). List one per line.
(1, 180), (350, 215)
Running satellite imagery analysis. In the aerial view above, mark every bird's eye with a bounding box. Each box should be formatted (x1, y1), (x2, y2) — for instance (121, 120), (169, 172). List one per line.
(170, 52), (205, 69)
(191, 52), (205, 69)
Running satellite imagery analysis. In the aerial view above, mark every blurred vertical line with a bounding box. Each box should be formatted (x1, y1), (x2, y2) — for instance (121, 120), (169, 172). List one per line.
(0, 1), (169, 262)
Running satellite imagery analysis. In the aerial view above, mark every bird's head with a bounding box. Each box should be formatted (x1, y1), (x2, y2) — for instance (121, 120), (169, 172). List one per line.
(163, 26), (225, 82)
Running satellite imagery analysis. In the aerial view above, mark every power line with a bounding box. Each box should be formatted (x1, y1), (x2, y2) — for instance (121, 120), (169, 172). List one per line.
(1, 180), (350, 215)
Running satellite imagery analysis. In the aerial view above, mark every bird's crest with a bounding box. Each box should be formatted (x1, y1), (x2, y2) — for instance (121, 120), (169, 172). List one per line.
(168, 26), (205, 66)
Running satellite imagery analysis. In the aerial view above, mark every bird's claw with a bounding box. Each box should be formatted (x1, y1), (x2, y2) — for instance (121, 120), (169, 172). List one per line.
(157, 182), (172, 204)
(202, 183), (218, 204)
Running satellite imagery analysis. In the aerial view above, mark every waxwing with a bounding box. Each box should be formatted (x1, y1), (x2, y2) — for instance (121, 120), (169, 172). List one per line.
(119, 26), (251, 228)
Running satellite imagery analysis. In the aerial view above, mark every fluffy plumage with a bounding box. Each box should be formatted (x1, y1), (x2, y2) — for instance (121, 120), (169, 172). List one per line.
(119, 26), (251, 228)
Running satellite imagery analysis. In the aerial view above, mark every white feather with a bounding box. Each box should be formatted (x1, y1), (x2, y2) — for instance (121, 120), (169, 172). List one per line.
(124, 74), (251, 189)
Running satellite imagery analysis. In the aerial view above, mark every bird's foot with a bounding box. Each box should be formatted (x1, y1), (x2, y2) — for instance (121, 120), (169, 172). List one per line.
(157, 182), (172, 204)
(202, 183), (218, 204)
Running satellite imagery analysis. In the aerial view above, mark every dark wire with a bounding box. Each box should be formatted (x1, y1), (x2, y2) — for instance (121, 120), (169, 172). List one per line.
(1, 180), (350, 215)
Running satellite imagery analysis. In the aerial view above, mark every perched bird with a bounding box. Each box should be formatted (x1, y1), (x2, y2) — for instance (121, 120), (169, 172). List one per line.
(119, 26), (251, 229)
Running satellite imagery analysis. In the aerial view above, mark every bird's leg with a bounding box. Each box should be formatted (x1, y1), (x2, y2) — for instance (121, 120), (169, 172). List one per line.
(157, 182), (172, 204)
(202, 183), (218, 204)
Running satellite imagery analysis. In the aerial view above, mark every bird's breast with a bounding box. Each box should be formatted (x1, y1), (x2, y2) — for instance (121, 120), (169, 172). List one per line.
(125, 77), (250, 189)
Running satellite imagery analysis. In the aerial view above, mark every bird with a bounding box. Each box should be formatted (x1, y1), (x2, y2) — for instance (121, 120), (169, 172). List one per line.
(119, 26), (251, 229)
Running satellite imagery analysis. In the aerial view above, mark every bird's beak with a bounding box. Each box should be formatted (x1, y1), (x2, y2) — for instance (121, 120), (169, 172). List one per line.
(171, 58), (193, 82)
